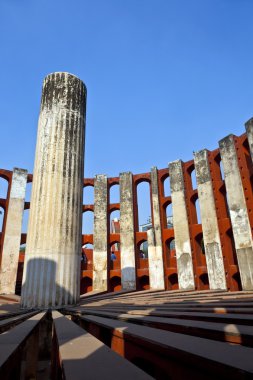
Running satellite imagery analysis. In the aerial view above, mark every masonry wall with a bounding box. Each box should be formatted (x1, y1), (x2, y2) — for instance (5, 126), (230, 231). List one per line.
(1, 125), (253, 294)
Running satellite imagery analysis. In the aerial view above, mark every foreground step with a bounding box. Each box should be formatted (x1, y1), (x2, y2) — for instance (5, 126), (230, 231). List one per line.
(73, 306), (253, 325)
(75, 314), (253, 380)
(0, 311), (45, 379)
(0, 310), (39, 333)
(52, 311), (153, 380)
(67, 309), (253, 346)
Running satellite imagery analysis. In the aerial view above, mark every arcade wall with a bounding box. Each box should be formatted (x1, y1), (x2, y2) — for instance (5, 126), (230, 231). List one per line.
(1, 120), (253, 295)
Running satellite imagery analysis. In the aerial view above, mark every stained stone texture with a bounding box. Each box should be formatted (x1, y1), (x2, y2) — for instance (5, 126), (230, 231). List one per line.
(93, 175), (108, 291)
(169, 160), (195, 290)
(119, 172), (136, 290)
(149, 167), (165, 289)
(0, 168), (27, 294)
(194, 150), (227, 290)
(21, 72), (86, 308)
(219, 135), (253, 290)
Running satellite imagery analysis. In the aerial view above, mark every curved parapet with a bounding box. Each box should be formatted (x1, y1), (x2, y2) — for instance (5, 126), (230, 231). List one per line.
(1, 123), (253, 296)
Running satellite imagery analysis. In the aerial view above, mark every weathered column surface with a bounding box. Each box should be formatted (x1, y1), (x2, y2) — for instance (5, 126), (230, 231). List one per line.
(21, 72), (86, 308)
(148, 167), (165, 289)
(169, 160), (195, 290)
(219, 134), (253, 290)
(93, 175), (108, 291)
(194, 150), (227, 290)
(120, 172), (136, 290)
(0, 168), (27, 294)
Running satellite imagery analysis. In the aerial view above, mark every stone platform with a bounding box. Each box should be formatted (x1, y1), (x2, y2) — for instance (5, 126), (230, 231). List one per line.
(0, 289), (253, 379)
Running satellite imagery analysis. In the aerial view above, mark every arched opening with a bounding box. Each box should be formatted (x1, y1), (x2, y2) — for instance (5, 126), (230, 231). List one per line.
(220, 159), (225, 181)
(139, 240), (148, 259)
(81, 243), (93, 270)
(163, 176), (171, 197)
(110, 241), (120, 270)
(226, 228), (238, 266)
(136, 181), (152, 231)
(80, 276), (92, 294)
(83, 185), (94, 205)
(165, 203), (173, 229)
(219, 183), (230, 218)
(199, 273), (209, 290)
(0, 177), (9, 199)
(15, 244), (25, 296)
(21, 208), (30, 233)
(194, 233), (206, 266)
(195, 198), (201, 224)
(82, 210), (94, 235)
(0, 206), (4, 233)
(191, 168), (197, 190)
(139, 275), (149, 290)
(110, 210), (120, 233)
(25, 181), (32, 202)
(165, 238), (176, 268)
(109, 276), (121, 292)
(168, 273), (178, 290)
(110, 184), (120, 204)
(136, 240), (149, 270)
(232, 272), (242, 291)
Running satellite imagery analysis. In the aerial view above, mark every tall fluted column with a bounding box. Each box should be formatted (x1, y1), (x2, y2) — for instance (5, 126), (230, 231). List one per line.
(21, 72), (86, 308)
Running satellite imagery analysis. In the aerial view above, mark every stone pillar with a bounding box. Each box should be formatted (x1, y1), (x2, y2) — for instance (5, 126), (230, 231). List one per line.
(119, 172), (136, 290)
(169, 160), (195, 290)
(21, 72), (86, 308)
(194, 150), (227, 290)
(93, 174), (108, 291)
(0, 168), (27, 294)
(219, 135), (253, 290)
(148, 167), (165, 289)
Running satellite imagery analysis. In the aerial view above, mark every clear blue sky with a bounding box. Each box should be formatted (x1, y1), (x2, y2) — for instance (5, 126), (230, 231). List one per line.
(1, 0), (253, 227)
(1, 0), (253, 177)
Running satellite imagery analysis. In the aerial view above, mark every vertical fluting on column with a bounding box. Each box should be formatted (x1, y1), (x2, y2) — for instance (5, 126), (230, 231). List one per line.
(194, 150), (227, 290)
(0, 168), (27, 294)
(148, 167), (165, 289)
(21, 72), (86, 308)
(119, 172), (136, 290)
(93, 174), (108, 291)
(219, 135), (253, 290)
(169, 160), (195, 290)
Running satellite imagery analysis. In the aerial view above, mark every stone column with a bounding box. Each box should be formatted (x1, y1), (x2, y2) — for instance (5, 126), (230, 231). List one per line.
(119, 172), (136, 290)
(169, 160), (195, 290)
(93, 174), (108, 291)
(194, 150), (227, 290)
(0, 168), (27, 294)
(219, 135), (253, 290)
(148, 167), (165, 289)
(21, 72), (86, 308)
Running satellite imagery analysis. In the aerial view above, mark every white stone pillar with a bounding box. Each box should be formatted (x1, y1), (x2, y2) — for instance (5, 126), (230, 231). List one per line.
(169, 160), (195, 290)
(93, 174), (108, 291)
(0, 168), (27, 294)
(194, 150), (227, 290)
(148, 167), (165, 289)
(21, 72), (86, 308)
(119, 172), (136, 290)
(219, 135), (253, 290)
